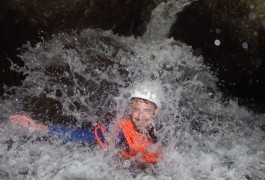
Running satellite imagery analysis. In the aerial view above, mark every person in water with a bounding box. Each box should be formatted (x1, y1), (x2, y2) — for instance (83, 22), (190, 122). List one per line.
(9, 81), (164, 164)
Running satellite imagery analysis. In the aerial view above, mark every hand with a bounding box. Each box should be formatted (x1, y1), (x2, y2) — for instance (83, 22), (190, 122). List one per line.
(9, 114), (48, 133)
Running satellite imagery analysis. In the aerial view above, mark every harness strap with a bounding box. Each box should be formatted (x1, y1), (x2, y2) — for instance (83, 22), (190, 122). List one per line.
(94, 124), (107, 148)
(120, 119), (160, 163)
(121, 120), (147, 152)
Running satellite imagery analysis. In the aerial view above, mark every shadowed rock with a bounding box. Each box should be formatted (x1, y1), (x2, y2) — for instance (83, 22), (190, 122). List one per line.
(0, 0), (157, 96)
(169, 0), (265, 113)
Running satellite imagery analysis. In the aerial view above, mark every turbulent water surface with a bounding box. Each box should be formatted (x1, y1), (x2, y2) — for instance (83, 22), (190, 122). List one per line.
(1, 0), (265, 179)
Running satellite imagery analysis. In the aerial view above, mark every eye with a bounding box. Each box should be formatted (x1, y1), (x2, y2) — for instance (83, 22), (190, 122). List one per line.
(132, 108), (140, 113)
(143, 110), (152, 114)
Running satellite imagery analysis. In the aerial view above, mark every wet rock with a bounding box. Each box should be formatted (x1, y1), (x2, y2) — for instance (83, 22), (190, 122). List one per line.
(23, 94), (64, 125)
(77, 0), (155, 36)
(169, 0), (265, 113)
(0, 0), (157, 44)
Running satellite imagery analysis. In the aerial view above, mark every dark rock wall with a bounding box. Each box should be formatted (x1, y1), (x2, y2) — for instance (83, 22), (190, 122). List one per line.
(169, 0), (265, 112)
(0, 0), (156, 96)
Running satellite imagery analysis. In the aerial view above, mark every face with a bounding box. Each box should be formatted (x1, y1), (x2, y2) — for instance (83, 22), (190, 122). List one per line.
(131, 98), (158, 131)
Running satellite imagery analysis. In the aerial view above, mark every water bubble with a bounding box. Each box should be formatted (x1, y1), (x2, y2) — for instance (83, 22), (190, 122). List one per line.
(253, 31), (258, 36)
(249, 13), (256, 20)
(215, 28), (221, 34)
(214, 39), (221, 46)
(242, 42), (248, 49)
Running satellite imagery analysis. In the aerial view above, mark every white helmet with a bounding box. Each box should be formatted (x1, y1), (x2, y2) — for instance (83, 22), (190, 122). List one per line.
(130, 80), (163, 108)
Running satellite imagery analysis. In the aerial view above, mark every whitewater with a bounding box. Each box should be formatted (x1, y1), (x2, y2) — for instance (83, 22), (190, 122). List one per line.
(0, 0), (265, 179)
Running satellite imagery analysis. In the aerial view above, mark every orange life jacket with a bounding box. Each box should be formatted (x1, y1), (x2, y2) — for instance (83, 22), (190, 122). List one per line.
(94, 119), (160, 163)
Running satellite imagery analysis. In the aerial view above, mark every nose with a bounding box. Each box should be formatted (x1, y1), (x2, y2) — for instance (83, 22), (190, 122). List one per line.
(135, 110), (143, 120)
(136, 111), (148, 121)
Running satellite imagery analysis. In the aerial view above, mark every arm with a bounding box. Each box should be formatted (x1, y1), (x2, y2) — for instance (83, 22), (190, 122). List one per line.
(9, 114), (105, 143)
(9, 115), (48, 133)
(48, 125), (104, 143)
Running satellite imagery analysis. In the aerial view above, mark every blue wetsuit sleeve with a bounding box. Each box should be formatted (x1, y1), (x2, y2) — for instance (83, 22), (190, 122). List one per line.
(48, 125), (104, 143)
(160, 135), (169, 147)
(117, 129), (125, 140)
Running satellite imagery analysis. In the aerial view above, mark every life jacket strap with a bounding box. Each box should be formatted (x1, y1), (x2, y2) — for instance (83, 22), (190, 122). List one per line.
(120, 119), (160, 163)
(94, 124), (108, 148)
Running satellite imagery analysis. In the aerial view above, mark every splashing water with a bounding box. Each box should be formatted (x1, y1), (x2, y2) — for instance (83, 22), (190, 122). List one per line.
(1, 1), (265, 179)
(143, 0), (191, 40)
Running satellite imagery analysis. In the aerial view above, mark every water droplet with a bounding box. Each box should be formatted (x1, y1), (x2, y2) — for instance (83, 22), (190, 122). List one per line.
(249, 13), (256, 20)
(215, 28), (221, 33)
(242, 42), (248, 49)
(214, 39), (221, 46)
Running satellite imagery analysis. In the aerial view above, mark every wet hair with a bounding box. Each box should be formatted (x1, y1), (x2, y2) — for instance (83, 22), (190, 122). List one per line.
(131, 97), (158, 109)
